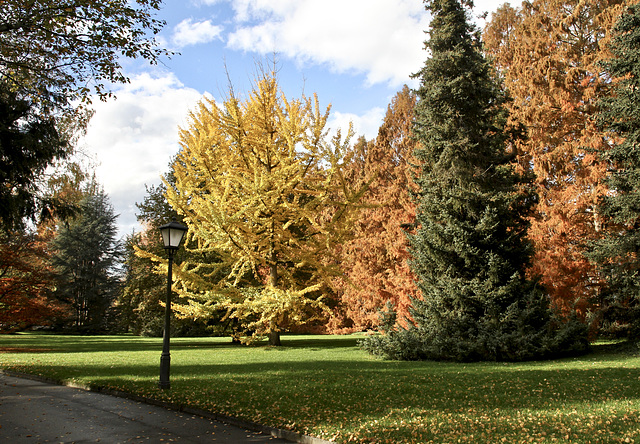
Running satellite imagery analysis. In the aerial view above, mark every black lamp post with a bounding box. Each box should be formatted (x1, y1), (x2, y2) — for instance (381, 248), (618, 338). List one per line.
(158, 219), (187, 390)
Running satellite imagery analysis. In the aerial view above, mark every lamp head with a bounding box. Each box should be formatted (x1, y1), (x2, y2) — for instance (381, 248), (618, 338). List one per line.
(159, 219), (187, 250)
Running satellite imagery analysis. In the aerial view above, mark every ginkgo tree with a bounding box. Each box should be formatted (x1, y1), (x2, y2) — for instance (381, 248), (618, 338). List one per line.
(157, 70), (365, 345)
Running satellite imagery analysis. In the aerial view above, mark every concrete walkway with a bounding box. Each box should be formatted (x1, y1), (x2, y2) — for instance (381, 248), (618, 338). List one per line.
(0, 373), (292, 443)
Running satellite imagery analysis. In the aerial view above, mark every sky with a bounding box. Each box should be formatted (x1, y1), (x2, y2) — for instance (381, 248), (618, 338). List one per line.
(79, 0), (509, 238)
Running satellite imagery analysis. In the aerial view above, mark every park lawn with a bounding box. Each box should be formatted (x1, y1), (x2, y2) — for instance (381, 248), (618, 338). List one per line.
(1, 334), (639, 443)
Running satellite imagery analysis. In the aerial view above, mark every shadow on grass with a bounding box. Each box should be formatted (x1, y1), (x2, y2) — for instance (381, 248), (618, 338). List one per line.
(4, 334), (640, 443)
(11, 351), (639, 415)
(589, 339), (639, 356)
(0, 333), (362, 354)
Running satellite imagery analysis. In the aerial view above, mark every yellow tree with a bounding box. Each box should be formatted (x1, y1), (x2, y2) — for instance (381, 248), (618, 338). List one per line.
(162, 71), (364, 345)
(483, 0), (629, 316)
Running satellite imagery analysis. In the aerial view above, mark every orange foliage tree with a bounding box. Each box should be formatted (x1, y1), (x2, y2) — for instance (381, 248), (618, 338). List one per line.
(0, 230), (67, 332)
(483, 0), (630, 315)
(332, 86), (419, 331)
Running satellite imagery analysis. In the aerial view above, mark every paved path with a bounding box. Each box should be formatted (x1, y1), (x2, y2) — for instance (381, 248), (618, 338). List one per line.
(0, 373), (290, 443)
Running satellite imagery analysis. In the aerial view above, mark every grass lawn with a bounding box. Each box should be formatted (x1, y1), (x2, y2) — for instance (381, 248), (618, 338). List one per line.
(1, 333), (639, 443)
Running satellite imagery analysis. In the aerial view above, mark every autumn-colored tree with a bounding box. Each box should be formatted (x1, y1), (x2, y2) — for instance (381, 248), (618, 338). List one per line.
(154, 70), (364, 345)
(0, 230), (67, 332)
(483, 0), (629, 316)
(333, 86), (419, 331)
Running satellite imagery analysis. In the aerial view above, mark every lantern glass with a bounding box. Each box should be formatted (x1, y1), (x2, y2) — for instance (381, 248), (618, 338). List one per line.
(159, 220), (187, 249)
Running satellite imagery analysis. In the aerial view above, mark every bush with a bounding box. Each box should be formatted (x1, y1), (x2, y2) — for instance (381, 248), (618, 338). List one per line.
(359, 303), (590, 362)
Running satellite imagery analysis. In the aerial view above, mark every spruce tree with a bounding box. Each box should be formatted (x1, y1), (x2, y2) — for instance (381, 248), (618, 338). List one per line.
(51, 188), (122, 332)
(362, 0), (588, 361)
(590, 4), (640, 339)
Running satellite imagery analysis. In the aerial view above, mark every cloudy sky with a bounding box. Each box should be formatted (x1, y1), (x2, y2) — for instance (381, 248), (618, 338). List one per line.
(80, 0), (509, 237)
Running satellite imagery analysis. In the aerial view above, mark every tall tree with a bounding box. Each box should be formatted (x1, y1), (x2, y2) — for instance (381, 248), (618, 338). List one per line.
(50, 188), (122, 332)
(0, 0), (169, 229)
(154, 70), (364, 345)
(0, 0), (169, 110)
(362, 0), (588, 362)
(589, 3), (640, 338)
(483, 0), (629, 315)
(335, 86), (419, 331)
(0, 82), (68, 230)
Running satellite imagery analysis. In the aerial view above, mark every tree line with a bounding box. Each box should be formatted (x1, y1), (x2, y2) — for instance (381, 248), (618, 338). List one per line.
(2, 0), (640, 361)
(0, 0), (165, 332)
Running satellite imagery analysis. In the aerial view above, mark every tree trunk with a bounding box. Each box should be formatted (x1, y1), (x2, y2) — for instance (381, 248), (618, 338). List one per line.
(267, 248), (282, 346)
(268, 331), (281, 346)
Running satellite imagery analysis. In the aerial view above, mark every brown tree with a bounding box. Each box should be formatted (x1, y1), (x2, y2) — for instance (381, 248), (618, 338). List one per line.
(483, 0), (629, 316)
(0, 230), (68, 332)
(332, 86), (419, 331)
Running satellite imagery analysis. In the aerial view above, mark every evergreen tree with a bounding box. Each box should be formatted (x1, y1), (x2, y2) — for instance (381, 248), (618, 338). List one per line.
(361, 0), (588, 361)
(590, 4), (640, 338)
(50, 188), (122, 332)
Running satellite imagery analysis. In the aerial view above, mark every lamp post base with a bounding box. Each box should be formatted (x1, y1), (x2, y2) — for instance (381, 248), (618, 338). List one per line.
(159, 352), (171, 390)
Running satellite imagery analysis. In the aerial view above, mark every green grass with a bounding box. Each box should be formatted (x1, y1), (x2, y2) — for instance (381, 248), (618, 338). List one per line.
(1, 334), (640, 443)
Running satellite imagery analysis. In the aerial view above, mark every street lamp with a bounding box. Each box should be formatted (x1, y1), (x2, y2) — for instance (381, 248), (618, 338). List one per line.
(158, 219), (187, 390)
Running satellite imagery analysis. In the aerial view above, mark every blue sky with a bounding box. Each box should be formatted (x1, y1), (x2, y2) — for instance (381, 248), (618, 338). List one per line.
(80, 0), (507, 237)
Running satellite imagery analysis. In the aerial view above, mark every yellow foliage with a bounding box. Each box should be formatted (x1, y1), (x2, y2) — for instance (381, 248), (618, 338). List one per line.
(220, 286), (329, 344)
(162, 68), (367, 339)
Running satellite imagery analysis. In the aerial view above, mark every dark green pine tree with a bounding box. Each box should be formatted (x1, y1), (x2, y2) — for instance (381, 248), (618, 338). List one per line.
(362, 0), (588, 361)
(590, 4), (640, 339)
(51, 188), (123, 332)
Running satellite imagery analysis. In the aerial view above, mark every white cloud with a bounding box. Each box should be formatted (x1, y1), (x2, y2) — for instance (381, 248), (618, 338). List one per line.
(223, 0), (430, 87)
(329, 107), (386, 141)
(172, 18), (223, 47)
(80, 72), (204, 236)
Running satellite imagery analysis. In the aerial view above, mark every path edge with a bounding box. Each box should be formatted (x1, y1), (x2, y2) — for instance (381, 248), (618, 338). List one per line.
(1, 370), (334, 444)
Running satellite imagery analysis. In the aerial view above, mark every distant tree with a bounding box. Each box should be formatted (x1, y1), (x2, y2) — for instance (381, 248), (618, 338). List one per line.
(50, 188), (123, 332)
(119, 182), (214, 336)
(118, 183), (173, 335)
(120, 230), (169, 336)
(361, 0), (588, 362)
(334, 86), (419, 331)
(483, 0), (628, 316)
(0, 230), (68, 332)
(152, 69), (364, 345)
(589, 3), (640, 338)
